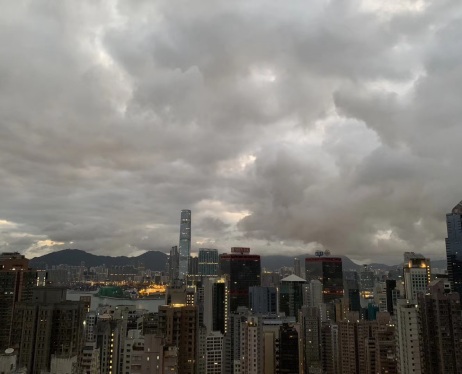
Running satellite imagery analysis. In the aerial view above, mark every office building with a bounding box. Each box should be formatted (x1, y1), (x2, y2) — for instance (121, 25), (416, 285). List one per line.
(168, 246), (180, 282)
(279, 274), (306, 319)
(418, 279), (462, 373)
(385, 279), (399, 315)
(249, 286), (277, 315)
(403, 252), (431, 302)
(203, 277), (228, 334)
(396, 299), (422, 374)
(446, 200), (462, 298)
(198, 249), (219, 276)
(219, 248), (261, 312)
(189, 256), (199, 276)
(277, 324), (300, 374)
(305, 257), (343, 303)
(179, 209), (192, 280)
(359, 265), (375, 299)
(158, 304), (197, 374)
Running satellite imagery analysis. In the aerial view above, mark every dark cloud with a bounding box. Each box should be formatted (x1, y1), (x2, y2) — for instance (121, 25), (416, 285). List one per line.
(0, 0), (459, 263)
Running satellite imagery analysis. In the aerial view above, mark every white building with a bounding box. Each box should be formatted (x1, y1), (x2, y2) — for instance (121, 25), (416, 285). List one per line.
(396, 300), (422, 374)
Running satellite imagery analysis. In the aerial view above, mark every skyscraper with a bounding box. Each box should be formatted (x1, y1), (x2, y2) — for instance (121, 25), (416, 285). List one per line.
(403, 252), (431, 302)
(277, 324), (300, 374)
(198, 248), (219, 276)
(179, 209), (192, 280)
(446, 201), (462, 298)
(168, 245), (179, 282)
(305, 257), (343, 303)
(249, 286), (277, 315)
(219, 248), (261, 312)
(279, 274), (306, 319)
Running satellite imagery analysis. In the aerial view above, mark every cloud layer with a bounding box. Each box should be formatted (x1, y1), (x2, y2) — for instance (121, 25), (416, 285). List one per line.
(1, 0), (461, 263)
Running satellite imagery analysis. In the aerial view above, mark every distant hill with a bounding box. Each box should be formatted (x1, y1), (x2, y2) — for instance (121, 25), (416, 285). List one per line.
(29, 248), (447, 273)
(30, 249), (168, 272)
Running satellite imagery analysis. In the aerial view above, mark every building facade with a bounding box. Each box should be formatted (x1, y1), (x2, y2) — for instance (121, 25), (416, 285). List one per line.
(178, 210), (192, 280)
(219, 248), (261, 312)
(198, 249), (219, 276)
(305, 257), (343, 303)
(446, 201), (462, 298)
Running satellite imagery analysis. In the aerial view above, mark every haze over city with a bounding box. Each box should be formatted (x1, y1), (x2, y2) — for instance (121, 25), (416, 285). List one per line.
(1, 0), (461, 264)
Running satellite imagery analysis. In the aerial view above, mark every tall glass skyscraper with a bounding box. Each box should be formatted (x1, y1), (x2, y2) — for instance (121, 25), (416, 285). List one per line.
(178, 209), (191, 280)
(198, 248), (219, 276)
(305, 257), (344, 303)
(446, 201), (462, 298)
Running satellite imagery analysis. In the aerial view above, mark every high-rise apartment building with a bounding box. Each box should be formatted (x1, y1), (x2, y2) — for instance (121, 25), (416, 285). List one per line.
(219, 248), (261, 312)
(418, 279), (462, 373)
(305, 257), (343, 303)
(396, 299), (422, 374)
(205, 331), (223, 374)
(11, 287), (86, 374)
(403, 252), (431, 302)
(178, 209), (192, 280)
(321, 320), (340, 374)
(279, 275), (306, 319)
(240, 316), (263, 374)
(446, 201), (462, 298)
(198, 249), (219, 276)
(158, 304), (197, 374)
(0, 252), (36, 350)
(300, 306), (322, 373)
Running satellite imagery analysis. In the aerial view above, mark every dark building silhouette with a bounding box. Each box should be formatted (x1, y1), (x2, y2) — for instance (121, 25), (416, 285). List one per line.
(11, 287), (86, 374)
(0, 252), (37, 350)
(418, 279), (462, 373)
(305, 257), (344, 302)
(347, 288), (360, 312)
(219, 248), (261, 312)
(168, 246), (179, 282)
(277, 324), (299, 374)
(279, 275), (306, 319)
(446, 201), (462, 299)
(385, 279), (398, 315)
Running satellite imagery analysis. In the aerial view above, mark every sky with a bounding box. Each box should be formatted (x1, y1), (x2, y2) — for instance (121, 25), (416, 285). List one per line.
(0, 0), (461, 264)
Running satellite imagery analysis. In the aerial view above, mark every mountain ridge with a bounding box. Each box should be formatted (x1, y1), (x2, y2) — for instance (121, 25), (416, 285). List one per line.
(29, 248), (447, 272)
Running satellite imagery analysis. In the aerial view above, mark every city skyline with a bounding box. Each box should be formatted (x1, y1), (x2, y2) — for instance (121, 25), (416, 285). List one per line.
(1, 1), (462, 265)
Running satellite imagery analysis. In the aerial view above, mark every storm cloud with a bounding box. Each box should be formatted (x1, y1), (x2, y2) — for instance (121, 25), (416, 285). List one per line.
(0, 0), (460, 263)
